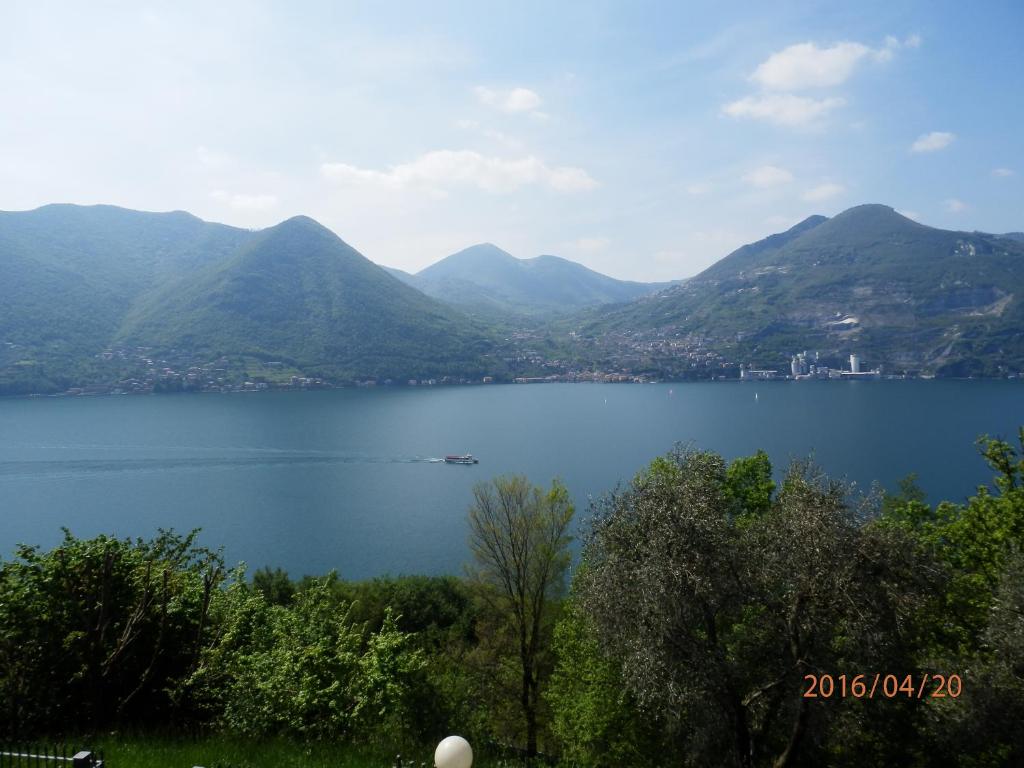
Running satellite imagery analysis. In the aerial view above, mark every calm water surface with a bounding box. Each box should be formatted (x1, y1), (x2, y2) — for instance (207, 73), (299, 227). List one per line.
(1, 381), (1021, 578)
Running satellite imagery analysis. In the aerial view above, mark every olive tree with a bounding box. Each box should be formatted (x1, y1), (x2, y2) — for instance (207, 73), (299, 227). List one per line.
(577, 448), (925, 768)
(466, 475), (574, 757)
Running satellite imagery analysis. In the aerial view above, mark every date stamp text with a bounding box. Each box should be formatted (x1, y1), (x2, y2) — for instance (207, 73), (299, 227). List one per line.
(802, 673), (962, 699)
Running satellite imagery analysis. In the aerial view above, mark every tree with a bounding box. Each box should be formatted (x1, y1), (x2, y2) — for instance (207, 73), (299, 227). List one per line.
(881, 431), (1024, 654)
(878, 431), (1024, 765)
(546, 591), (670, 767)
(577, 448), (926, 768)
(466, 475), (574, 757)
(725, 448), (775, 518)
(0, 528), (224, 736)
(183, 575), (426, 741)
(252, 566), (296, 606)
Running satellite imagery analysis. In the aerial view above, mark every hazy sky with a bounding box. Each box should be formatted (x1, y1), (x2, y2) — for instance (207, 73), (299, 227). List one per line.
(1, 1), (1021, 280)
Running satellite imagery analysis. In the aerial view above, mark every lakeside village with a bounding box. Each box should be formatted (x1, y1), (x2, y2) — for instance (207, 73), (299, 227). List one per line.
(31, 344), (897, 397)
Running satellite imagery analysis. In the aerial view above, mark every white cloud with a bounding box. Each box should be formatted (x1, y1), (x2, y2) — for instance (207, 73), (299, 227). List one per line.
(686, 182), (711, 196)
(801, 182), (845, 202)
(728, 36), (920, 128)
(911, 131), (955, 153)
(992, 167), (1015, 177)
(751, 41), (874, 90)
(945, 198), (968, 213)
(742, 165), (794, 188)
(475, 86), (543, 114)
(751, 36), (919, 90)
(320, 150), (597, 194)
(722, 93), (845, 126)
(897, 209), (921, 221)
(209, 190), (278, 210)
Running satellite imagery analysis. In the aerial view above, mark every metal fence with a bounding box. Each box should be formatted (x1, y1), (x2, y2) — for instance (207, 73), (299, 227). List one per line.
(0, 746), (103, 768)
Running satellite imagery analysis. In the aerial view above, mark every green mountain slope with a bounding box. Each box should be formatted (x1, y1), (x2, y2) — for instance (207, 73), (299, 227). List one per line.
(0, 205), (255, 391)
(0, 205), (253, 347)
(118, 216), (494, 380)
(579, 205), (1024, 376)
(382, 265), (417, 285)
(408, 243), (672, 317)
(1, 206), (498, 393)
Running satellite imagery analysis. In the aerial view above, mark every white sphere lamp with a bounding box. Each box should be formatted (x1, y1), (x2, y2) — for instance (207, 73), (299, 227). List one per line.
(434, 735), (473, 768)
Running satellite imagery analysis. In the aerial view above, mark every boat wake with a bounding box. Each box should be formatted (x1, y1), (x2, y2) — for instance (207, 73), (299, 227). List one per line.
(0, 452), (463, 479)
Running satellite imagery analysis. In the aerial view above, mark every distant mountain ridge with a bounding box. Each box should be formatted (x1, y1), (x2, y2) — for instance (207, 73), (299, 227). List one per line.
(3, 202), (1024, 394)
(0, 205), (494, 393)
(579, 204), (1024, 376)
(394, 243), (674, 317)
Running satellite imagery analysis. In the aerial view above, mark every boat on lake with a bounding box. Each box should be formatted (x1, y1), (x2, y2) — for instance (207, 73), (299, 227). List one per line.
(444, 454), (479, 464)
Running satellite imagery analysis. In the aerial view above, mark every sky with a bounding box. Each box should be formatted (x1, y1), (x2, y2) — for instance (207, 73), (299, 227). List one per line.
(1, 1), (1021, 281)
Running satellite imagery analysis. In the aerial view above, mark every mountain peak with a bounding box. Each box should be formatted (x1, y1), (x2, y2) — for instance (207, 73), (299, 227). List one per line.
(274, 214), (330, 232)
(829, 204), (920, 228)
(793, 203), (926, 247)
(446, 243), (516, 262)
(410, 243), (669, 316)
(415, 243), (518, 281)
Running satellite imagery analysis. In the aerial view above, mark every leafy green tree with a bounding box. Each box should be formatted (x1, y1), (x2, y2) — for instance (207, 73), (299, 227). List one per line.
(0, 528), (224, 736)
(466, 475), (574, 757)
(184, 575), (425, 741)
(877, 431), (1024, 766)
(578, 448), (926, 768)
(253, 566), (296, 606)
(725, 449), (776, 518)
(546, 593), (670, 767)
(882, 431), (1024, 654)
(918, 550), (1024, 768)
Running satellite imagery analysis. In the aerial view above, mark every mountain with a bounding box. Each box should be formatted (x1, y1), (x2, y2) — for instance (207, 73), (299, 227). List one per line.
(403, 243), (673, 317)
(382, 265), (417, 285)
(6, 202), (1023, 393)
(577, 204), (1024, 377)
(0, 204), (256, 392)
(698, 215), (828, 280)
(0, 206), (494, 393)
(119, 216), (493, 380)
(1000, 232), (1024, 243)
(0, 205), (253, 349)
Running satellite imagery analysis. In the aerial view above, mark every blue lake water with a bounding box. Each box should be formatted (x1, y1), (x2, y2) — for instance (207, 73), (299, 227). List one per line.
(1, 381), (1021, 579)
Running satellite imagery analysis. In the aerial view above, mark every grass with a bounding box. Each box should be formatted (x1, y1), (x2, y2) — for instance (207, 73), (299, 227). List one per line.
(93, 735), (529, 768)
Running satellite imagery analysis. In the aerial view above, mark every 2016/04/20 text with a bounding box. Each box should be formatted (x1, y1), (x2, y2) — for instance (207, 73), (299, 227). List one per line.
(803, 673), (962, 699)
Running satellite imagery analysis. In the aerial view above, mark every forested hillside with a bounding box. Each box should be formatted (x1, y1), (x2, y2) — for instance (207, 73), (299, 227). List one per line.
(574, 205), (1024, 377)
(0, 206), (496, 393)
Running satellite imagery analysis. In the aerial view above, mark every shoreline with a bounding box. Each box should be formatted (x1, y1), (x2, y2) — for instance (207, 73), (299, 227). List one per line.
(3, 373), (1021, 401)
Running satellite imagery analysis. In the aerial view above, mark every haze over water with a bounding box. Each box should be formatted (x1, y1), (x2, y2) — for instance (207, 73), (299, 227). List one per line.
(1, 381), (1021, 579)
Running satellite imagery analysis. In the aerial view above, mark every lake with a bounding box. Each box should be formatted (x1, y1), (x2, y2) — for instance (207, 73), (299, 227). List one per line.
(1, 381), (1021, 579)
